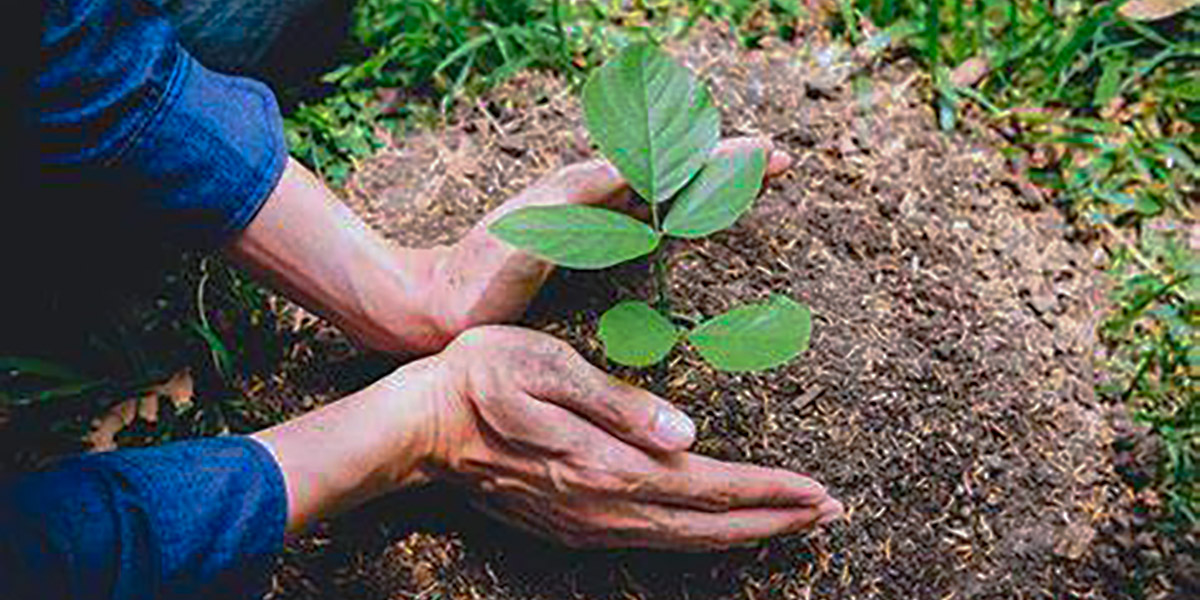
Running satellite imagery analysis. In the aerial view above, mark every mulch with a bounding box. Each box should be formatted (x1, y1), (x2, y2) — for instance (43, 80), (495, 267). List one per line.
(264, 23), (1194, 600)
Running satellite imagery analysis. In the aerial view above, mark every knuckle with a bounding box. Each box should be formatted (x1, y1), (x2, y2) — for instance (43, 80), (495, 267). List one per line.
(698, 485), (736, 511)
(568, 463), (629, 496)
(536, 333), (577, 358)
(450, 325), (500, 348)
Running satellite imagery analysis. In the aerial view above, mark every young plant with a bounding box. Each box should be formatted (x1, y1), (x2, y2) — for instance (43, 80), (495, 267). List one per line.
(489, 42), (811, 372)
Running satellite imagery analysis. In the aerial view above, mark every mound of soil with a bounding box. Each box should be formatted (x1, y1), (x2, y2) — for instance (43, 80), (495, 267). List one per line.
(267, 25), (1188, 600)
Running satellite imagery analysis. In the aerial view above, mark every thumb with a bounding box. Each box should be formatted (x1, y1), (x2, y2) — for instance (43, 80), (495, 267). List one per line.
(551, 158), (629, 206)
(482, 159), (641, 224)
(558, 377), (697, 454)
(527, 339), (695, 454)
(563, 137), (790, 212)
(551, 159), (646, 219)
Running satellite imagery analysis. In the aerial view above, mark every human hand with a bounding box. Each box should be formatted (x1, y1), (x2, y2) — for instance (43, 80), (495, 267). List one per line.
(429, 137), (793, 337)
(417, 326), (842, 550)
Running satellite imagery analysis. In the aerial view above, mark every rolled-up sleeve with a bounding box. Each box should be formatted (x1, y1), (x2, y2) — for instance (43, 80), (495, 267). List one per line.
(39, 0), (287, 246)
(0, 436), (288, 600)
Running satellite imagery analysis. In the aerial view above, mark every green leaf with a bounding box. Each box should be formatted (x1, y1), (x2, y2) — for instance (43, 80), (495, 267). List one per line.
(1048, 5), (1112, 89)
(598, 301), (679, 367)
(8, 380), (109, 407)
(0, 357), (86, 382)
(937, 92), (957, 131)
(1170, 77), (1200, 101)
(1094, 55), (1126, 107)
(663, 147), (767, 238)
(488, 205), (660, 269)
(687, 295), (812, 372)
(583, 42), (720, 203)
(1134, 192), (1163, 216)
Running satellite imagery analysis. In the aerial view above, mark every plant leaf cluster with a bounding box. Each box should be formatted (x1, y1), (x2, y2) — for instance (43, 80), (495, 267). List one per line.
(490, 42), (811, 371)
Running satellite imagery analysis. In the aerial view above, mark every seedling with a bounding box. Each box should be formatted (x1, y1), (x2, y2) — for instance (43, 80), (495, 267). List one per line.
(489, 42), (811, 371)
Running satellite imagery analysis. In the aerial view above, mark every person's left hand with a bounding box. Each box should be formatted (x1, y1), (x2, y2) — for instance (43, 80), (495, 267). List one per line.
(427, 137), (793, 336)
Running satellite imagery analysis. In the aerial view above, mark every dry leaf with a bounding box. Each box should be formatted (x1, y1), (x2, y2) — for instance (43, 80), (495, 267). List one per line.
(1054, 522), (1097, 561)
(1119, 0), (1199, 20)
(85, 370), (194, 452)
(950, 57), (990, 88)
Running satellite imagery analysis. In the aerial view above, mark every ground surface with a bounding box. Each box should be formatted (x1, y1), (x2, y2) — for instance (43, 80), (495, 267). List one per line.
(264, 26), (1191, 600)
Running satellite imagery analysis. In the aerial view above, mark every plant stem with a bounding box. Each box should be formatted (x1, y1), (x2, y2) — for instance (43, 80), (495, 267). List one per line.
(653, 248), (669, 314)
(648, 201), (670, 315)
(648, 199), (671, 392)
(551, 0), (568, 72)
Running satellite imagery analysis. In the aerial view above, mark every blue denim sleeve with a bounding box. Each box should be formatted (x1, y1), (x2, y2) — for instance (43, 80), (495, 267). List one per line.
(39, 0), (287, 247)
(0, 437), (288, 600)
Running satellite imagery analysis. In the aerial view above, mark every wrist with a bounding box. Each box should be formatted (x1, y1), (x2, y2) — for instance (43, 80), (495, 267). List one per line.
(373, 354), (453, 486)
(250, 354), (449, 531)
(343, 245), (457, 356)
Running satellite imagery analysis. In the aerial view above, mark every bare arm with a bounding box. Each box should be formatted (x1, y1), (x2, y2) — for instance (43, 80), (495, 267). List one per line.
(250, 356), (444, 532)
(225, 157), (452, 355)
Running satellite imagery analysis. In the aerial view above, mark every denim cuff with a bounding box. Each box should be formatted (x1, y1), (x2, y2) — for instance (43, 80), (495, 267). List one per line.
(116, 48), (288, 246)
(85, 436), (288, 598)
(1, 436), (287, 600)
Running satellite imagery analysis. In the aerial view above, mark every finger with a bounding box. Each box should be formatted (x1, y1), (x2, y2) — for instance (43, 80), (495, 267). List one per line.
(523, 339), (696, 454)
(552, 138), (790, 218)
(494, 498), (835, 551)
(483, 406), (833, 513)
(816, 497), (846, 524)
(637, 504), (834, 551)
(582, 452), (832, 512)
(661, 454), (831, 510)
(551, 159), (629, 206)
(469, 475), (841, 551)
(712, 136), (792, 178)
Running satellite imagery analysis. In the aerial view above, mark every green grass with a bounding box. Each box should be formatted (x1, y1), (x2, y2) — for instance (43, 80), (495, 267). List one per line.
(285, 0), (606, 183)
(282, 0), (806, 183)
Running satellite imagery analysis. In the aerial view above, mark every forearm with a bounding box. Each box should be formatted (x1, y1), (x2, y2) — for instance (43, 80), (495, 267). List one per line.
(225, 157), (454, 355)
(251, 356), (445, 532)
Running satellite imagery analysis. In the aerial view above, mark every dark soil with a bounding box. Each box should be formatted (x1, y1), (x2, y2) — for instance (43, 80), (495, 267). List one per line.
(265, 26), (1192, 600)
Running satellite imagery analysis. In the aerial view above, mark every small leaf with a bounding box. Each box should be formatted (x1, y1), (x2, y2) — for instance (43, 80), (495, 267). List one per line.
(687, 295), (812, 372)
(1094, 56), (1126, 107)
(0, 357), (86, 382)
(583, 42), (720, 203)
(663, 147), (767, 238)
(1119, 0), (1200, 21)
(488, 205), (660, 269)
(937, 86), (958, 131)
(598, 301), (679, 367)
(1134, 192), (1163, 216)
(1170, 77), (1200, 101)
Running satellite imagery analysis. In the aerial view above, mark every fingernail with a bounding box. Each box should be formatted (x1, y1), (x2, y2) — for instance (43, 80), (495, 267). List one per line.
(652, 407), (695, 449)
(768, 150), (793, 173)
(817, 500), (845, 525)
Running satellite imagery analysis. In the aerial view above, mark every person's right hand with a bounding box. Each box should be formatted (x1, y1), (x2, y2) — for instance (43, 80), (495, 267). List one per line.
(417, 326), (843, 551)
